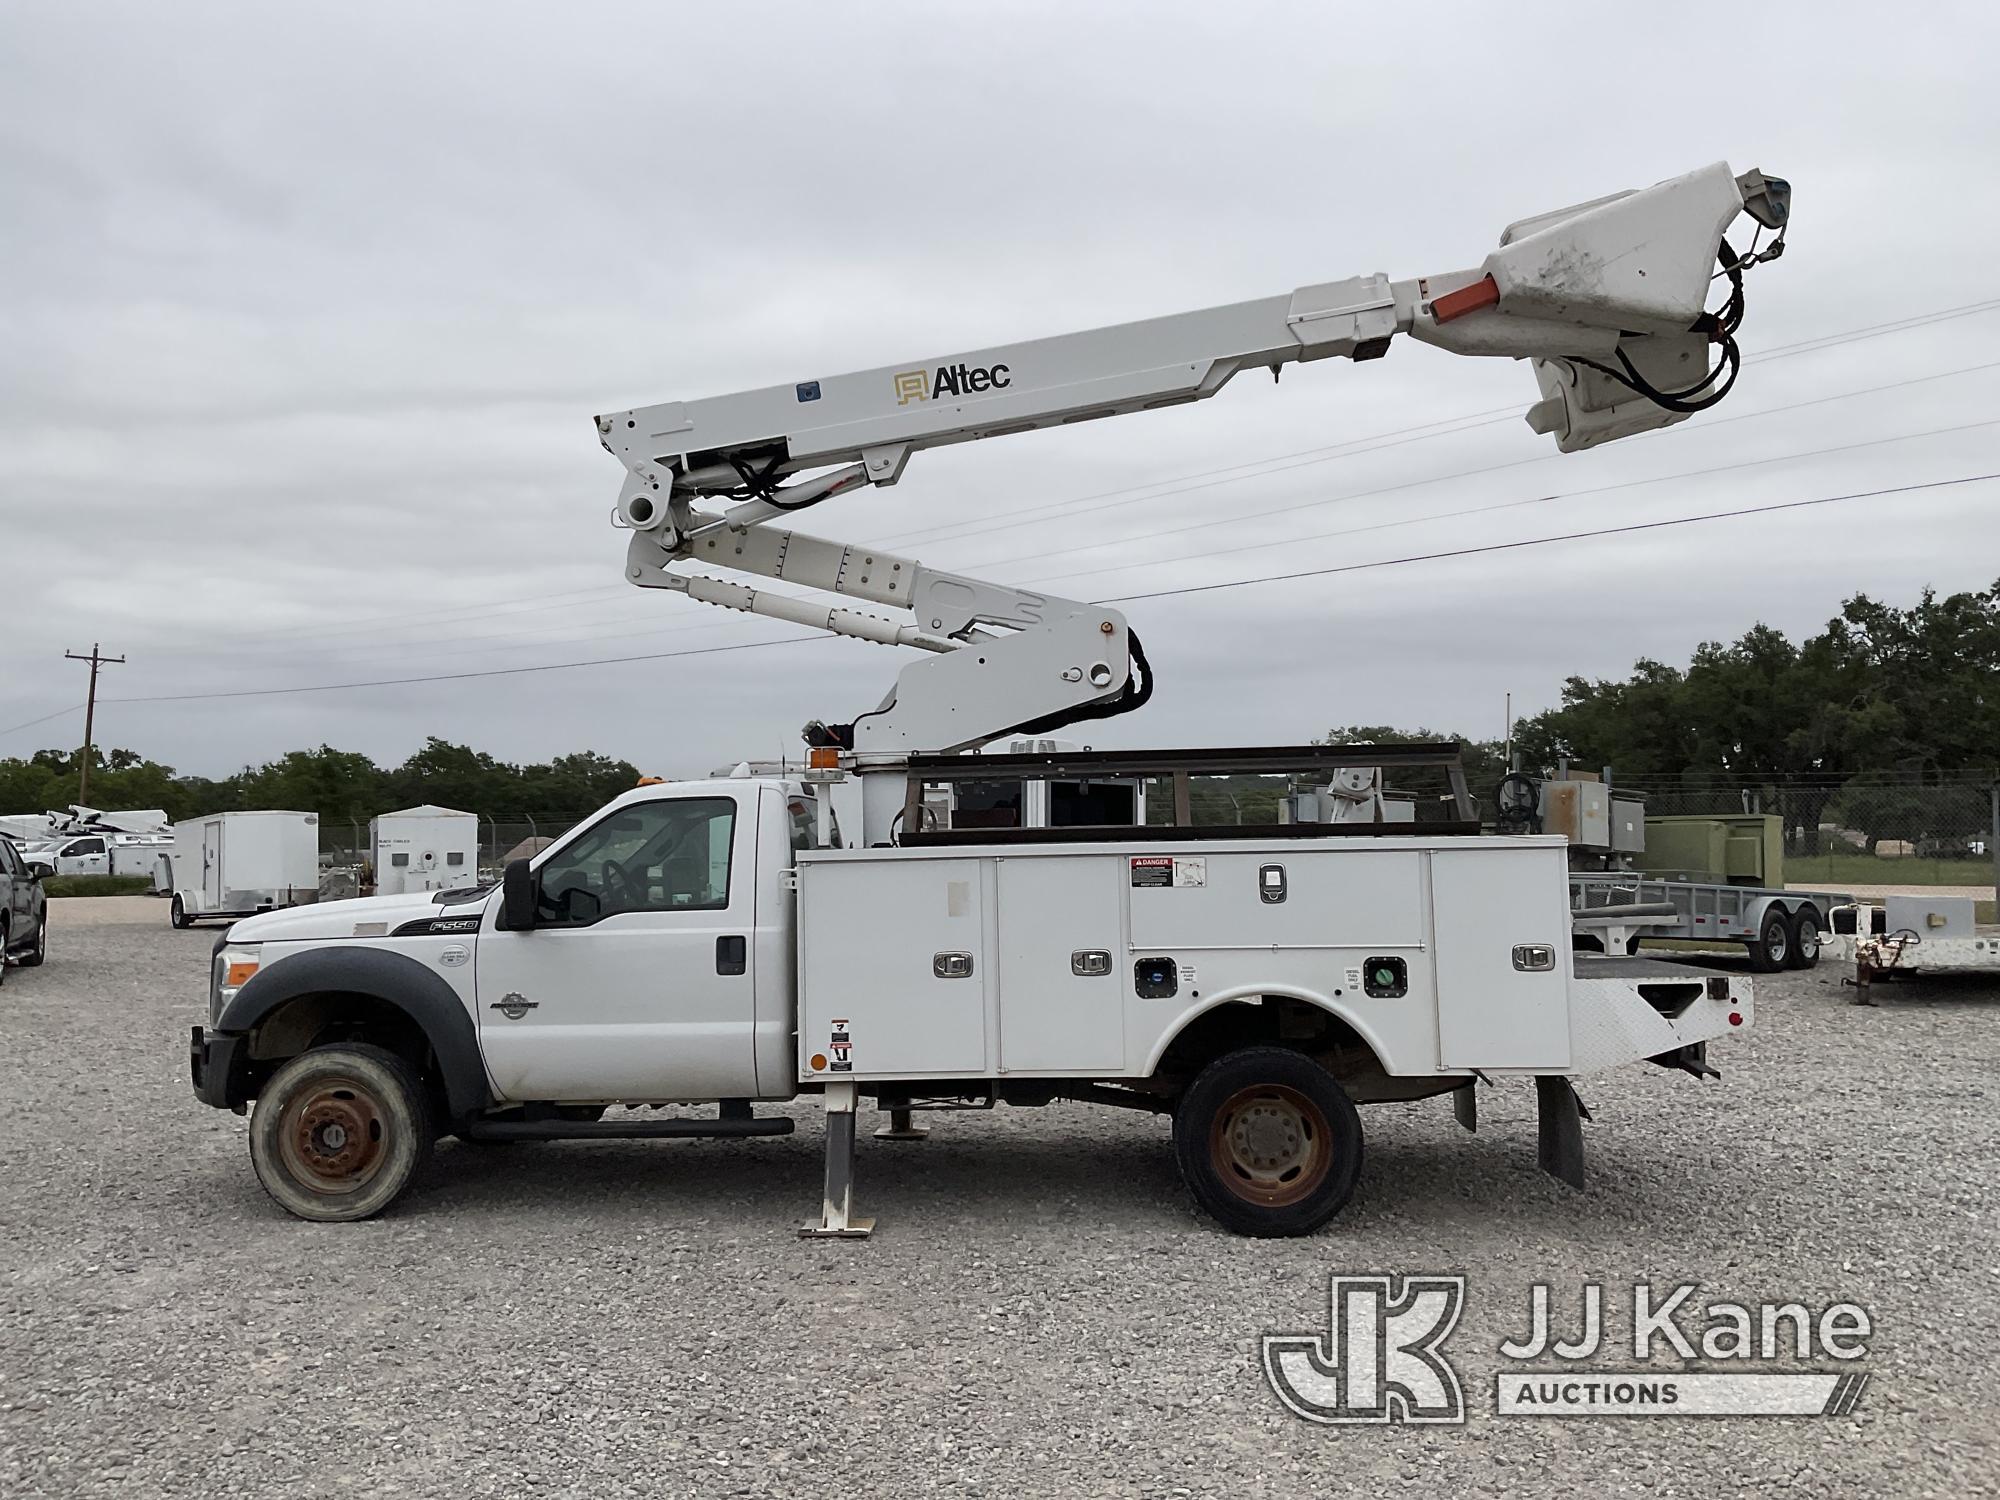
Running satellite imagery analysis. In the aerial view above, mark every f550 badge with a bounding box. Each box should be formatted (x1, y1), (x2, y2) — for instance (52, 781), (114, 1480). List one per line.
(894, 361), (1012, 405)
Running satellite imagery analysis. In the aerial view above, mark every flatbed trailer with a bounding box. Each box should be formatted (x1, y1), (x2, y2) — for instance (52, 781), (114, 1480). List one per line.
(1568, 872), (1851, 972)
(1825, 899), (2000, 1002)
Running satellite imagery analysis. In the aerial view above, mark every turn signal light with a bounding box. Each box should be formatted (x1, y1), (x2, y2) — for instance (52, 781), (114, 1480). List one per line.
(809, 747), (840, 770)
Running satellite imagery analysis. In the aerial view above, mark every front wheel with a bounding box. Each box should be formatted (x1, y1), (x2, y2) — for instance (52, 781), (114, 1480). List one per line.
(1786, 907), (1822, 970)
(249, 1044), (432, 1222)
(1173, 1046), (1363, 1237)
(1745, 908), (1790, 973)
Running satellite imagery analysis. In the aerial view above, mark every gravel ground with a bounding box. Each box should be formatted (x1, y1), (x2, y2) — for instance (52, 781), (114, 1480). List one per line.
(2, 900), (1996, 1498)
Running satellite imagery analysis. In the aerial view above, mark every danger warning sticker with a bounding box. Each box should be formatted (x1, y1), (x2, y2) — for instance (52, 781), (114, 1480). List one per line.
(1130, 856), (1206, 889)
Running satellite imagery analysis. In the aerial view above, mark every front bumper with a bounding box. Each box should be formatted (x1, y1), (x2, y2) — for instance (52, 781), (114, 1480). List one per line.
(189, 1026), (248, 1111)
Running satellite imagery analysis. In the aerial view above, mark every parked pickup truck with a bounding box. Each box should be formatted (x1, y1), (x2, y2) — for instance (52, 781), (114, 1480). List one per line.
(189, 772), (1752, 1237)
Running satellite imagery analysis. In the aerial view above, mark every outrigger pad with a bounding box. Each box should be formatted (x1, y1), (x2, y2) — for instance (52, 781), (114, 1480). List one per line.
(1535, 1076), (1587, 1190)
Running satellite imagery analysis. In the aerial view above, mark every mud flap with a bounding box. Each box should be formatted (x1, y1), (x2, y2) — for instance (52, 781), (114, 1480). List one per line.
(1535, 1075), (1588, 1190)
(1452, 1082), (1478, 1133)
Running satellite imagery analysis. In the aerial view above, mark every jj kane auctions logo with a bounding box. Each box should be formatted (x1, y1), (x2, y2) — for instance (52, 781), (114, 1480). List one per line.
(894, 360), (1012, 405)
(1264, 1275), (1873, 1423)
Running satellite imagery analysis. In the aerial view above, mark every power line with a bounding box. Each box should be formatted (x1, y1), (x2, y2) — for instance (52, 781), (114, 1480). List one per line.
(171, 355), (2000, 673)
(105, 633), (832, 705)
(1101, 473), (2000, 605)
(1023, 411), (2000, 592)
(94, 470), (1999, 710)
(0, 704), (83, 740)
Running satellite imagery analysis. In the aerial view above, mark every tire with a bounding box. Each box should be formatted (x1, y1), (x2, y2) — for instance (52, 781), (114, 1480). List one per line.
(248, 1044), (433, 1222)
(16, 912), (45, 968)
(1172, 1045), (1363, 1238)
(1745, 908), (1790, 973)
(1786, 906), (1822, 970)
(0, 917), (9, 988)
(170, 895), (191, 929)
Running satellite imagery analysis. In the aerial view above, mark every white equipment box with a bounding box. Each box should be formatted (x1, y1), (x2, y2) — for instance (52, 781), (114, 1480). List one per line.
(166, 811), (319, 925)
(369, 804), (479, 895)
(1884, 894), (1977, 940)
(797, 836), (1723, 1087)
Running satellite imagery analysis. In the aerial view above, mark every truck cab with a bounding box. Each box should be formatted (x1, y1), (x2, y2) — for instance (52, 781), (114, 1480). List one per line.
(191, 777), (816, 1218)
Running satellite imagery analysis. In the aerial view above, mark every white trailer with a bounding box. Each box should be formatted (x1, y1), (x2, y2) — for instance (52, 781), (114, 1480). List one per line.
(167, 812), (320, 928)
(369, 805), (479, 895)
(1828, 896), (2000, 1001)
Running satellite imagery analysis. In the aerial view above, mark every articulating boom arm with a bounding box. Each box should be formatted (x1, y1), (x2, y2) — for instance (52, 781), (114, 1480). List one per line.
(604, 161), (1790, 756)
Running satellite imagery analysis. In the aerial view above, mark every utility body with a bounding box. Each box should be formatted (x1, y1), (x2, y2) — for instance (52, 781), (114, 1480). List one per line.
(186, 161), (1793, 1235)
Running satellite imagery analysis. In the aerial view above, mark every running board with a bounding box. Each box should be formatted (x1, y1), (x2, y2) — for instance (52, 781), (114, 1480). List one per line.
(462, 1116), (795, 1141)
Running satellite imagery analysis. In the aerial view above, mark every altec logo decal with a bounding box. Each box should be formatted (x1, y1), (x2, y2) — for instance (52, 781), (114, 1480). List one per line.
(894, 362), (1012, 405)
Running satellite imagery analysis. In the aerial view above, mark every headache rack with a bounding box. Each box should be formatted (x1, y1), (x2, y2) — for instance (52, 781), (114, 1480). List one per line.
(893, 741), (1480, 847)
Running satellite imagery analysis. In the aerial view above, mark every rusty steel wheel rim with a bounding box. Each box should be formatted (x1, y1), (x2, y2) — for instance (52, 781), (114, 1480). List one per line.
(277, 1076), (390, 1195)
(1209, 1083), (1331, 1207)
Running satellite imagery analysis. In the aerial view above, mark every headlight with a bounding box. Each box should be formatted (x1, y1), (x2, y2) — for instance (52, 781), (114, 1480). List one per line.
(212, 943), (262, 1017)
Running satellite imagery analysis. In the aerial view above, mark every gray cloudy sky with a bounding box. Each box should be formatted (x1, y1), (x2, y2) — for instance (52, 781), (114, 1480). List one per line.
(3, 1), (1997, 785)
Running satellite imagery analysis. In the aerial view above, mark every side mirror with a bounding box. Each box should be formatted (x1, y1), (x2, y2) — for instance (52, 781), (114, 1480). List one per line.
(499, 858), (539, 931)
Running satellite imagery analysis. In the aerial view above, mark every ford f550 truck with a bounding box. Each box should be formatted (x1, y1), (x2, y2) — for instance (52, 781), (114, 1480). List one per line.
(188, 160), (1792, 1235)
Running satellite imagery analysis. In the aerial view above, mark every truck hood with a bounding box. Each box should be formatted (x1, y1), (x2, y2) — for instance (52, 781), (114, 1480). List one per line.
(228, 889), (488, 943)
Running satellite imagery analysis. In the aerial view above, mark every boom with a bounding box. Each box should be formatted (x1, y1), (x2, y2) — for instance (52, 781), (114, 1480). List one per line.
(600, 161), (1790, 775)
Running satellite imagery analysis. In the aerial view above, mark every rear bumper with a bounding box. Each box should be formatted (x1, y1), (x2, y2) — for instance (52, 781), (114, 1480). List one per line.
(189, 1026), (247, 1110)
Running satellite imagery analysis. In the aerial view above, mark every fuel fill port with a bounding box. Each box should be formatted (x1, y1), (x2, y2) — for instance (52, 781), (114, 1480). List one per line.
(1363, 957), (1408, 998)
(1134, 957), (1179, 999)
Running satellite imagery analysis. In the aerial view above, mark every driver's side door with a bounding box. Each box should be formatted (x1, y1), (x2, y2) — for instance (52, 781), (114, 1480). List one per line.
(473, 791), (760, 1104)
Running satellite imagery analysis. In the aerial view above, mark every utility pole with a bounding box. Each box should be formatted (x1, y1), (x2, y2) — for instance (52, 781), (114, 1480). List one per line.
(64, 644), (125, 806)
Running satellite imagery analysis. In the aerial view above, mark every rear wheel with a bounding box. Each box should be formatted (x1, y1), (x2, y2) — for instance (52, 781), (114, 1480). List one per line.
(170, 895), (191, 929)
(1746, 908), (1790, 973)
(1173, 1046), (1363, 1237)
(1786, 906), (1822, 970)
(249, 1044), (432, 1222)
(0, 917), (9, 986)
(16, 912), (45, 968)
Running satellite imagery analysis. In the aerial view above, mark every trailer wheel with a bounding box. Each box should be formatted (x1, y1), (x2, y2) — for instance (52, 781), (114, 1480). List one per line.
(1786, 906), (1822, 969)
(1173, 1046), (1363, 1237)
(1746, 908), (1790, 972)
(170, 895), (191, 930)
(249, 1044), (432, 1222)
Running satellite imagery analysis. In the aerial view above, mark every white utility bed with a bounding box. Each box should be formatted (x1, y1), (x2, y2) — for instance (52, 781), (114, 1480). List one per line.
(796, 835), (1745, 1087)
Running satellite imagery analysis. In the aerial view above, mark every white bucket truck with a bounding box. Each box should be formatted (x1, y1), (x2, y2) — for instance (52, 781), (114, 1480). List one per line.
(187, 161), (1789, 1235)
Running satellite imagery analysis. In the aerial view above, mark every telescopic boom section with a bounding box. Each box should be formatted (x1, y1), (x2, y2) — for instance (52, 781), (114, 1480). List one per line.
(602, 161), (1790, 757)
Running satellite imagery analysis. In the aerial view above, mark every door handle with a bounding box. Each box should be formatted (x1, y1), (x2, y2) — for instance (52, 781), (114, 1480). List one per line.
(716, 934), (747, 975)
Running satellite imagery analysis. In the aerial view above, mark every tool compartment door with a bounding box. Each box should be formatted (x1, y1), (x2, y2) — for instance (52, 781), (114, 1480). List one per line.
(1430, 848), (1571, 1069)
(798, 857), (990, 1078)
(997, 856), (1125, 1073)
